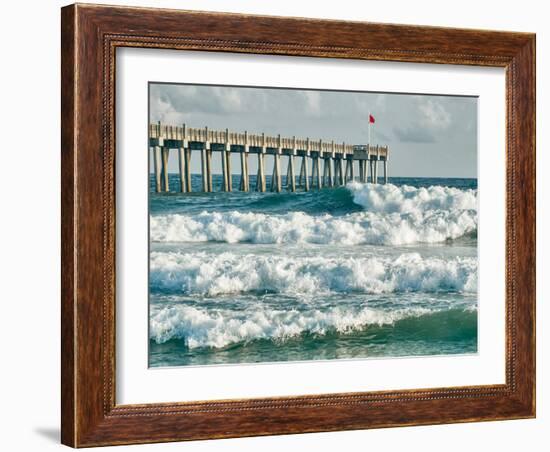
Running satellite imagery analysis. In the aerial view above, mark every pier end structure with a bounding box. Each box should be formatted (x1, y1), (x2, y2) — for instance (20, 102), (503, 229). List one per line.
(148, 123), (389, 193)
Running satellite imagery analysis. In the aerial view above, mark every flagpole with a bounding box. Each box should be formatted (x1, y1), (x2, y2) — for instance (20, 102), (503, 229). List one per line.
(368, 111), (371, 147)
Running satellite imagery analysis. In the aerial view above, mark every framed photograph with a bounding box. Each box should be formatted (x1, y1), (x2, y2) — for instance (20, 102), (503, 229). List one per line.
(61, 3), (536, 447)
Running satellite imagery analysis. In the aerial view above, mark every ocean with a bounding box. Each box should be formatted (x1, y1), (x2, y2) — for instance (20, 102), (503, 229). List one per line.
(148, 174), (478, 367)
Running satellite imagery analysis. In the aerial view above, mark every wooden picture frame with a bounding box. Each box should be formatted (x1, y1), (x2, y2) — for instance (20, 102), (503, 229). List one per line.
(61, 3), (535, 447)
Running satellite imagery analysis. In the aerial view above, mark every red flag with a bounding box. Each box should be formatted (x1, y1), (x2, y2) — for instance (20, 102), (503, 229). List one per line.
(369, 114), (375, 124)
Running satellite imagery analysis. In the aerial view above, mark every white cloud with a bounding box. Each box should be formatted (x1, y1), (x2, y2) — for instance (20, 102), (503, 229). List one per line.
(418, 99), (451, 129)
(150, 95), (174, 123)
(303, 91), (321, 116)
(212, 87), (244, 112)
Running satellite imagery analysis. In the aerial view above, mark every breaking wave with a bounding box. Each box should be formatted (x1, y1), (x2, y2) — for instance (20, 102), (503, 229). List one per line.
(149, 304), (475, 348)
(150, 251), (477, 296)
(150, 183), (477, 246)
(348, 181), (476, 213)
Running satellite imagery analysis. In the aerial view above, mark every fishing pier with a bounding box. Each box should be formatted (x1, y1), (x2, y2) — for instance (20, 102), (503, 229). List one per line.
(149, 123), (389, 193)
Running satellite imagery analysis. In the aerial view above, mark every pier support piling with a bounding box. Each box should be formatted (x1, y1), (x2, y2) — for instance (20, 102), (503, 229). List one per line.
(343, 143), (351, 183)
(153, 146), (162, 193)
(221, 150), (228, 191)
(304, 157), (309, 191)
(270, 159), (276, 192)
(286, 158), (291, 188)
(311, 157), (317, 189)
(333, 159), (338, 186)
(226, 152), (232, 192)
(180, 124), (189, 193)
(333, 159), (340, 186)
(288, 155), (296, 191)
(305, 139), (311, 191)
(274, 136), (282, 192)
(338, 158), (344, 186)
(299, 156), (310, 191)
(240, 132), (250, 192)
(220, 135), (229, 191)
(205, 127), (214, 192)
(325, 158), (334, 187)
(178, 147), (186, 192)
(185, 149), (192, 192)
(275, 156), (282, 192)
(206, 150), (212, 192)
(240, 151), (249, 192)
(201, 146), (208, 192)
(162, 147), (170, 192)
(347, 156), (354, 182)
(368, 160), (373, 184)
(257, 141), (266, 192)
(315, 156), (322, 189)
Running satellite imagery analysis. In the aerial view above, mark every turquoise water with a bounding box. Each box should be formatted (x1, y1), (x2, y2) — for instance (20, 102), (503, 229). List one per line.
(149, 174), (478, 367)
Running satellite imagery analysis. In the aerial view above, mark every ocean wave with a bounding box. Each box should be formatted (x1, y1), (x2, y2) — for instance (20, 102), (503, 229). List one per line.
(348, 182), (477, 213)
(150, 209), (477, 246)
(150, 183), (477, 246)
(149, 304), (429, 347)
(150, 251), (477, 296)
(149, 304), (477, 348)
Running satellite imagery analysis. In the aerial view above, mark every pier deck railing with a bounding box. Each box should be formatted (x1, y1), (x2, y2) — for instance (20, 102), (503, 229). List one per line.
(148, 123), (389, 193)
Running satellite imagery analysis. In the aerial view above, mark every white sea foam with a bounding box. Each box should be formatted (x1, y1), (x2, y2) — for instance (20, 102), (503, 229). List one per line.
(150, 183), (477, 246)
(150, 251), (477, 296)
(348, 182), (477, 214)
(149, 304), (433, 348)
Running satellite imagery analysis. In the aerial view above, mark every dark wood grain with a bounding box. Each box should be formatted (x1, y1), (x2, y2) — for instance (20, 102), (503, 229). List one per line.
(60, 5), (76, 447)
(61, 3), (536, 447)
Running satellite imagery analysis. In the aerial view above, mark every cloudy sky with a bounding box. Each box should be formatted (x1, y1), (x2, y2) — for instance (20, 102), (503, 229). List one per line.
(149, 83), (477, 178)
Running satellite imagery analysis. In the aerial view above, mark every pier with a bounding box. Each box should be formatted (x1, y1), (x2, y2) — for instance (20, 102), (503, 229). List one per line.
(148, 123), (389, 193)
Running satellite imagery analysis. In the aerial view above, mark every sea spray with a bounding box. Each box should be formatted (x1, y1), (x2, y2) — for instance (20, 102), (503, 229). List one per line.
(150, 251), (477, 296)
(150, 209), (477, 246)
(348, 182), (477, 213)
(149, 304), (433, 348)
(150, 183), (477, 246)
